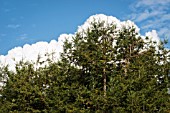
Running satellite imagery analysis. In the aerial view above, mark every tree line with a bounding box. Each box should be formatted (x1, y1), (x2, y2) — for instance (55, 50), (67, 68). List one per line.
(0, 21), (170, 112)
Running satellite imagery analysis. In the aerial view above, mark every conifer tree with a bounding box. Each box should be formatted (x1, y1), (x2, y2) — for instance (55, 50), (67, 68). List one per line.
(0, 19), (169, 112)
(61, 20), (170, 112)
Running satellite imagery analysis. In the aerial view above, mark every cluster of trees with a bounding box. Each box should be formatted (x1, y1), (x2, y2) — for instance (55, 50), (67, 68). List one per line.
(0, 21), (170, 112)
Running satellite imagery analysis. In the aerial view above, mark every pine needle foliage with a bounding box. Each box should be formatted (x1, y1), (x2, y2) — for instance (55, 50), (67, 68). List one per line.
(0, 20), (170, 112)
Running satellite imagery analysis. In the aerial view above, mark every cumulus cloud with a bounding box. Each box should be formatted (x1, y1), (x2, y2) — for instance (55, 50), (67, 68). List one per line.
(0, 34), (73, 71)
(77, 14), (121, 33)
(78, 14), (140, 35)
(0, 14), (161, 71)
(145, 30), (160, 44)
(128, 0), (170, 39)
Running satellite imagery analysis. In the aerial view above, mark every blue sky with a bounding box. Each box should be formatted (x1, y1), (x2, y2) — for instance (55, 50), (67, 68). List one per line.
(0, 0), (170, 55)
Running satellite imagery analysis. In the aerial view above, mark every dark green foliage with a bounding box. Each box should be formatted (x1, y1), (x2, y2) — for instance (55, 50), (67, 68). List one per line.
(0, 62), (50, 112)
(0, 20), (170, 112)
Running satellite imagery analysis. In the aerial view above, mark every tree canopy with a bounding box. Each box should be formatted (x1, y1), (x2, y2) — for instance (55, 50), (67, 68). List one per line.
(0, 20), (170, 112)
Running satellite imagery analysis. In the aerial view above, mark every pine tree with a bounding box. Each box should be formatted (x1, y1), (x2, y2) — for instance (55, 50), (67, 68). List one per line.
(61, 20), (170, 112)
(0, 61), (50, 112)
(0, 19), (169, 112)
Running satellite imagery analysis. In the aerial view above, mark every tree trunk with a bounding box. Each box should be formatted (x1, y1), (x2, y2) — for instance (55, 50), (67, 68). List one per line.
(103, 68), (106, 97)
(103, 35), (107, 97)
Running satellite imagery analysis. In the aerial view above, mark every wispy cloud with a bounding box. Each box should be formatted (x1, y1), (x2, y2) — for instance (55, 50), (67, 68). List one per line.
(135, 10), (166, 22)
(128, 0), (170, 38)
(135, 0), (170, 7)
(18, 34), (28, 40)
(7, 24), (21, 29)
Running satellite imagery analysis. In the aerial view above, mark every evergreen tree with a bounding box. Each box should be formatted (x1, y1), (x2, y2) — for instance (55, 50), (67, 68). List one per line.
(61, 21), (170, 112)
(0, 19), (169, 112)
(0, 61), (51, 112)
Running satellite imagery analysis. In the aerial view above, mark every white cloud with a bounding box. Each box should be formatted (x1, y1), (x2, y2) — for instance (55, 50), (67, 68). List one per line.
(77, 14), (140, 36)
(145, 30), (160, 44)
(135, 10), (166, 22)
(7, 24), (21, 29)
(77, 14), (121, 33)
(0, 14), (161, 71)
(0, 34), (73, 71)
